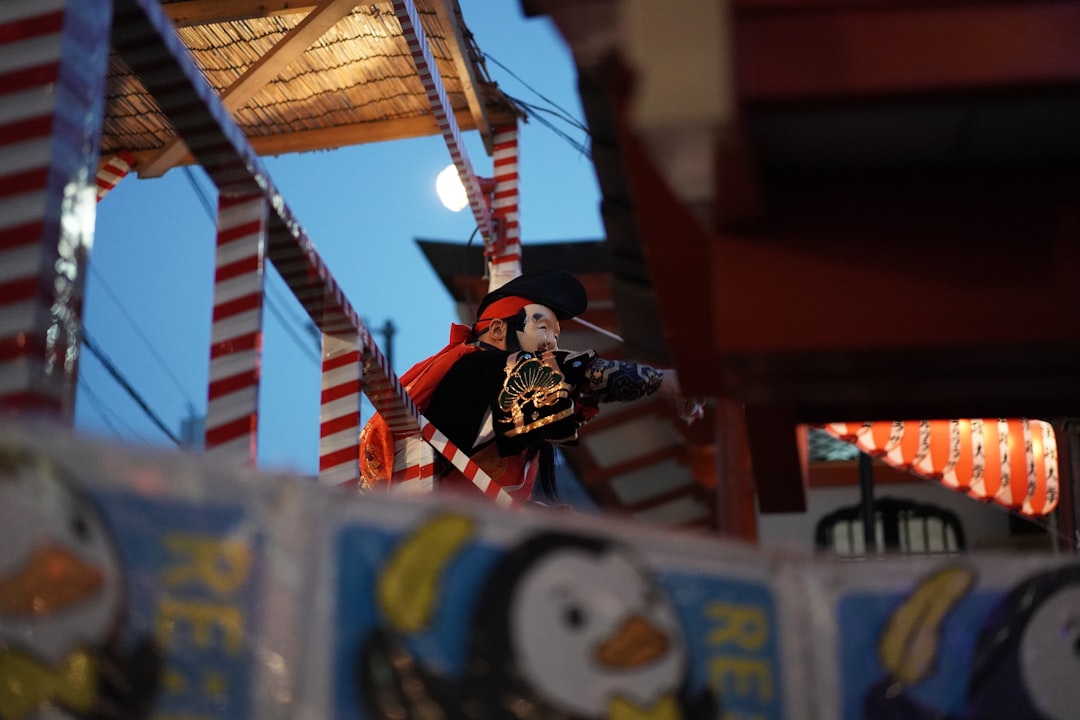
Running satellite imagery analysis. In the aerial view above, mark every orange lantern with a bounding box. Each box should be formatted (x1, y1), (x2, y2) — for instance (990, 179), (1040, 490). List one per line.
(821, 419), (1058, 517)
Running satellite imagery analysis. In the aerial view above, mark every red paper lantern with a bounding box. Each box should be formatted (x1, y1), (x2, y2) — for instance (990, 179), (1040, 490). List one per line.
(821, 419), (1058, 517)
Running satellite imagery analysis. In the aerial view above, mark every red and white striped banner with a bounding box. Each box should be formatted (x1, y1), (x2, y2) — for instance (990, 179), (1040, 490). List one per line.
(320, 332), (362, 488)
(488, 121), (522, 290)
(392, 0), (494, 244)
(205, 193), (267, 462)
(0, 0), (110, 418)
(95, 150), (137, 202)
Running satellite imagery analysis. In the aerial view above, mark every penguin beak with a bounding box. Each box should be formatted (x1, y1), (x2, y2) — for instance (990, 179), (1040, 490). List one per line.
(0, 544), (104, 617)
(595, 614), (669, 668)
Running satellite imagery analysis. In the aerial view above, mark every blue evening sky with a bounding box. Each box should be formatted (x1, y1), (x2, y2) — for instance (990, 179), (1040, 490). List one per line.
(76, 3), (603, 475)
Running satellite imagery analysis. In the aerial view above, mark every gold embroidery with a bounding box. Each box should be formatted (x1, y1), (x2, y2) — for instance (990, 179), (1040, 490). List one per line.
(503, 407), (577, 438)
(498, 354), (574, 437)
(499, 356), (565, 412)
(496, 351), (578, 436)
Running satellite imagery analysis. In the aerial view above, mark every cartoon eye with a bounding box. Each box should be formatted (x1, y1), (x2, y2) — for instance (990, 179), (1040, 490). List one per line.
(563, 604), (586, 630)
(71, 512), (90, 541)
(643, 581), (663, 608)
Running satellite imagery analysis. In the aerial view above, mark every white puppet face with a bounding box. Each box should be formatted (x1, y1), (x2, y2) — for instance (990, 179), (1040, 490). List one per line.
(514, 304), (562, 354)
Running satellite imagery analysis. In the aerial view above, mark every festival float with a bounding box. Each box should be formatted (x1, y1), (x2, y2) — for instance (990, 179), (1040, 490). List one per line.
(3, 1), (1080, 718)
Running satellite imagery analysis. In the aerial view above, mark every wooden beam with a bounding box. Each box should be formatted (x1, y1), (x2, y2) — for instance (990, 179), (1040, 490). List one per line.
(624, 482), (708, 514)
(736, 2), (1080, 103)
(714, 398), (759, 540)
(577, 398), (659, 434)
(742, 404), (808, 514)
(734, 0), (1038, 11)
(140, 0), (361, 177)
(116, 110), (483, 175)
(807, 459), (935, 488)
(585, 445), (682, 485)
(161, 0), (358, 27)
(1051, 419), (1080, 553)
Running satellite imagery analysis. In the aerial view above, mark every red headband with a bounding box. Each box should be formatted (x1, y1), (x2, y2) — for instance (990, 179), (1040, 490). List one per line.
(475, 296), (531, 334)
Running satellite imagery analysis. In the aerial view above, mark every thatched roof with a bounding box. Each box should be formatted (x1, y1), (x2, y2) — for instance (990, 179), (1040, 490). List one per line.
(102, 0), (520, 177)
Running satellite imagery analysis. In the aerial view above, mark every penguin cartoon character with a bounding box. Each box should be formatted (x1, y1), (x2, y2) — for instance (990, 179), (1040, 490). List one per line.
(0, 447), (160, 720)
(863, 563), (1080, 720)
(357, 514), (716, 720)
(463, 530), (716, 720)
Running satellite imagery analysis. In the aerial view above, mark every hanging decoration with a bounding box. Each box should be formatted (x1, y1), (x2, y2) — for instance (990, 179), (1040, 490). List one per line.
(822, 419), (1058, 517)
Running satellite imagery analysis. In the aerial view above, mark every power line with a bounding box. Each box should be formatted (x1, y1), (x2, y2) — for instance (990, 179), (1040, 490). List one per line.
(266, 266), (322, 345)
(508, 95), (590, 137)
(507, 96), (591, 157)
(87, 264), (197, 410)
(82, 331), (183, 447)
(183, 167), (322, 366)
(183, 166), (217, 224)
(78, 377), (148, 442)
(483, 52), (591, 134)
(479, 52), (593, 157)
(265, 292), (321, 366)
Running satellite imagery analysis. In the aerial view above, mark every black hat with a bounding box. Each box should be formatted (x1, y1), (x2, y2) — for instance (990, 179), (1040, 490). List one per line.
(475, 269), (588, 321)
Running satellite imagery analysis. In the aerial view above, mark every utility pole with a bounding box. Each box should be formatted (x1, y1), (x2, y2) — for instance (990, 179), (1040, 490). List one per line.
(179, 403), (205, 450)
(379, 319), (396, 372)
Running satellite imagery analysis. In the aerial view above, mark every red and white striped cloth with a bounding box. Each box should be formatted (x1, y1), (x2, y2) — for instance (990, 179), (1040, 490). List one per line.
(0, 0), (109, 418)
(205, 193), (267, 462)
(420, 418), (515, 509)
(319, 333), (362, 488)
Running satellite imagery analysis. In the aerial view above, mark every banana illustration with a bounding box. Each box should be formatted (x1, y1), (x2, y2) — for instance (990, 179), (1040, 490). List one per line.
(377, 514), (476, 633)
(877, 566), (976, 686)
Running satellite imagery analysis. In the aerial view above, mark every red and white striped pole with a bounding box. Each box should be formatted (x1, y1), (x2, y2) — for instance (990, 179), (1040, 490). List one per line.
(353, 330), (435, 493)
(96, 151), (138, 202)
(389, 434), (436, 495)
(0, 0), (111, 419)
(205, 192), (267, 462)
(319, 333), (362, 488)
(488, 121), (522, 290)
